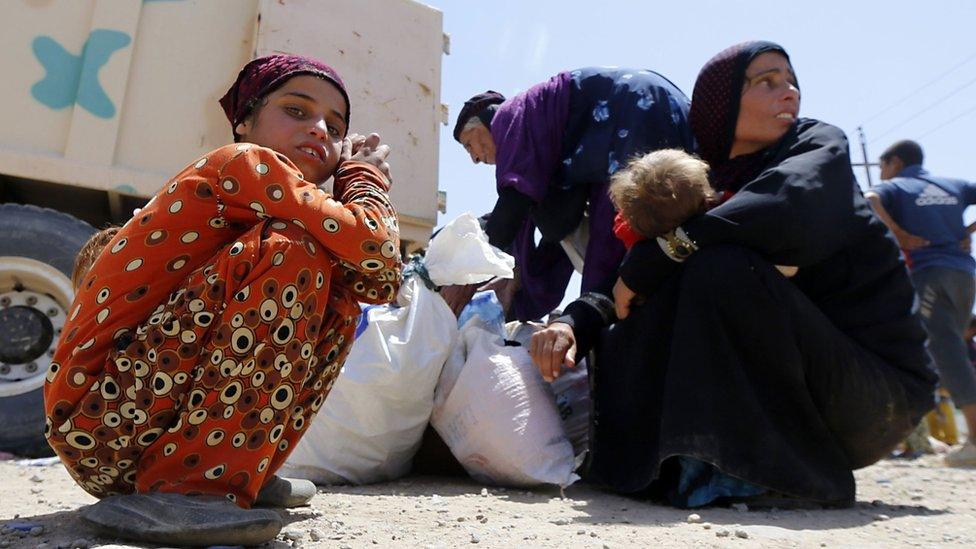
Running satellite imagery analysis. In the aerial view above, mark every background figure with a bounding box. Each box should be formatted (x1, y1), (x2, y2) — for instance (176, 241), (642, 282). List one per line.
(447, 68), (695, 321)
(865, 140), (976, 467)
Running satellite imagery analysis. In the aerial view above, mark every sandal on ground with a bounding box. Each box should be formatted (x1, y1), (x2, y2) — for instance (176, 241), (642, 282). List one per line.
(80, 492), (283, 546)
(254, 475), (317, 508)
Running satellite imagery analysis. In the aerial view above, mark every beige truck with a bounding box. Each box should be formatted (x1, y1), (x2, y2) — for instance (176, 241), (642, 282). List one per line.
(0, 0), (446, 456)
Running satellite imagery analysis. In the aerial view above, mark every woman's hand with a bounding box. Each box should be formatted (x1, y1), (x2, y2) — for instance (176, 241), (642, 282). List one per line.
(530, 322), (577, 382)
(341, 132), (392, 183)
(613, 277), (638, 320)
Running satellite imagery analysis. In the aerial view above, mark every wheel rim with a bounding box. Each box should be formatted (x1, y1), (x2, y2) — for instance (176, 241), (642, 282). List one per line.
(0, 256), (73, 397)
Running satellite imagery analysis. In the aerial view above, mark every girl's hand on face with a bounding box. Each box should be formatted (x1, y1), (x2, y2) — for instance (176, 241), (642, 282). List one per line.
(339, 133), (365, 163)
(341, 132), (392, 183)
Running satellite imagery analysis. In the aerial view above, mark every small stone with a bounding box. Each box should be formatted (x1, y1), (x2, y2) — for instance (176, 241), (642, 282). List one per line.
(874, 514), (890, 521)
(282, 528), (304, 541)
(340, 545), (353, 549)
(702, 523), (712, 530)
(577, 529), (586, 535)
(70, 540), (90, 549)
(603, 545), (611, 549)
(309, 529), (325, 542)
(456, 517), (466, 522)
(550, 518), (572, 526)
(820, 543), (827, 547)
(590, 532), (598, 537)
(470, 533), (481, 544)
(871, 499), (884, 506)
(436, 521), (446, 527)
(480, 488), (489, 497)
(29, 475), (43, 483)
(735, 529), (749, 539)
(29, 527), (43, 537)
(686, 513), (702, 524)
(731, 502), (748, 512)
(716, 529), (730, 538)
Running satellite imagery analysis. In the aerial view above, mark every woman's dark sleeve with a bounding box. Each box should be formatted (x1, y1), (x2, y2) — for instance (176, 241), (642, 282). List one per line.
(552, 292), (616, 357)
(682, 121), (862, 267)
(484, 187), (534, 250)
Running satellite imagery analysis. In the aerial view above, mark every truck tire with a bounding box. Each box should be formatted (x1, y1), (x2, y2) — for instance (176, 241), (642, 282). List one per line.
(0, 204), (95, 457)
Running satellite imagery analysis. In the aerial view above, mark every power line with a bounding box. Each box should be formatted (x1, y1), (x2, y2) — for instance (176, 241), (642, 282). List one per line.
(861, 52), (976, 126)
(870, 73), (976, 143)
(916, 102), (976, 140)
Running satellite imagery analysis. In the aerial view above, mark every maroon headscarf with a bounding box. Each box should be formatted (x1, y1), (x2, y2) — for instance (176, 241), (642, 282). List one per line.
(219, 54), (350, 141)
(689, 41), (796, 192)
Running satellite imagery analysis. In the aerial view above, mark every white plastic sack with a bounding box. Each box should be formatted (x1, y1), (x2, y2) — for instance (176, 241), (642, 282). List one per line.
(282, 214), (516, 485)
(431, 315), (579, 488)
(506, 321), (591, 457)
(281, 276), (457, 484)
(425, 213), (514, 286)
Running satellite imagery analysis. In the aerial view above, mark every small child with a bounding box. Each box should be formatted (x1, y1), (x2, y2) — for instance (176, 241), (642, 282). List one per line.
(609, 148), (797, 276)
(609, 148), (714, 247)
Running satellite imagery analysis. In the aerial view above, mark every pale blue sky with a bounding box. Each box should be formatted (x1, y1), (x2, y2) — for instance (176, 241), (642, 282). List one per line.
(427, 0), (976, 303)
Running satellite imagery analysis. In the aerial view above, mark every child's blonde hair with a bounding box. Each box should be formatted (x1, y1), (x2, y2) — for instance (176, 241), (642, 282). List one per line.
(71, 227), (120, 290)
(609, 149), (714, 238)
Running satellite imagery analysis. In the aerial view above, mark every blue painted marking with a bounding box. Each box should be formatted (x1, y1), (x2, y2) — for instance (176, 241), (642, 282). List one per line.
(31, 29), (132, 118)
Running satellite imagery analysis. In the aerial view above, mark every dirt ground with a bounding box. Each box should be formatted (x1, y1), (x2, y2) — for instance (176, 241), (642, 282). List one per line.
(1, 453), (974, 549)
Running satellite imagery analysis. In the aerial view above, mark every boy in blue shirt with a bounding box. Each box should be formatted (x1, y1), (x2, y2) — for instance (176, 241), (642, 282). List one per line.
(866, 139), (976, 467)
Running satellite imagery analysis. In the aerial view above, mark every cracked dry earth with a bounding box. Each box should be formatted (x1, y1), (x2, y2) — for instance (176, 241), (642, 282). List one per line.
(1, 454), (974, 548)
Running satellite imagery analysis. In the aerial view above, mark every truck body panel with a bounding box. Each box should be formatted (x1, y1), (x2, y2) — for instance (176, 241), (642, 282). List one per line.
(0, 0), (443, 246)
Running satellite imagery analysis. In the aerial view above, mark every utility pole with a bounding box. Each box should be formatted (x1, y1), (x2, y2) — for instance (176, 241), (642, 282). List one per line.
(853, 126), (877, 187)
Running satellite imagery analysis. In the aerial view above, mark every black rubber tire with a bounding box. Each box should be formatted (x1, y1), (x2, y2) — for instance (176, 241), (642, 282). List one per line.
(0, 203), (95, 457)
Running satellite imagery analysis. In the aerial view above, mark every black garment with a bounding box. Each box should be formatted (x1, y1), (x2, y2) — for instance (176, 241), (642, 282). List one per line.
(569, 119), (936, 505)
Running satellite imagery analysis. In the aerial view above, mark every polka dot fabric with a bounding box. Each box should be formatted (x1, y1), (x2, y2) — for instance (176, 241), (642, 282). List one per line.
(44, 144), (401, 507)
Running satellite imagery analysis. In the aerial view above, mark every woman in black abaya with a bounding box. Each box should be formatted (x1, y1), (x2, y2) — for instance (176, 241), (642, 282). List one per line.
(530, 41), (937, 508)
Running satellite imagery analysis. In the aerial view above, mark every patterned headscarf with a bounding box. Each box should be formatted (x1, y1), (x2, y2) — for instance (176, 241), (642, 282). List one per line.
(689, 41), (796, 191)
(220, 54), (350, 141)
(453, 91), (506, 141)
